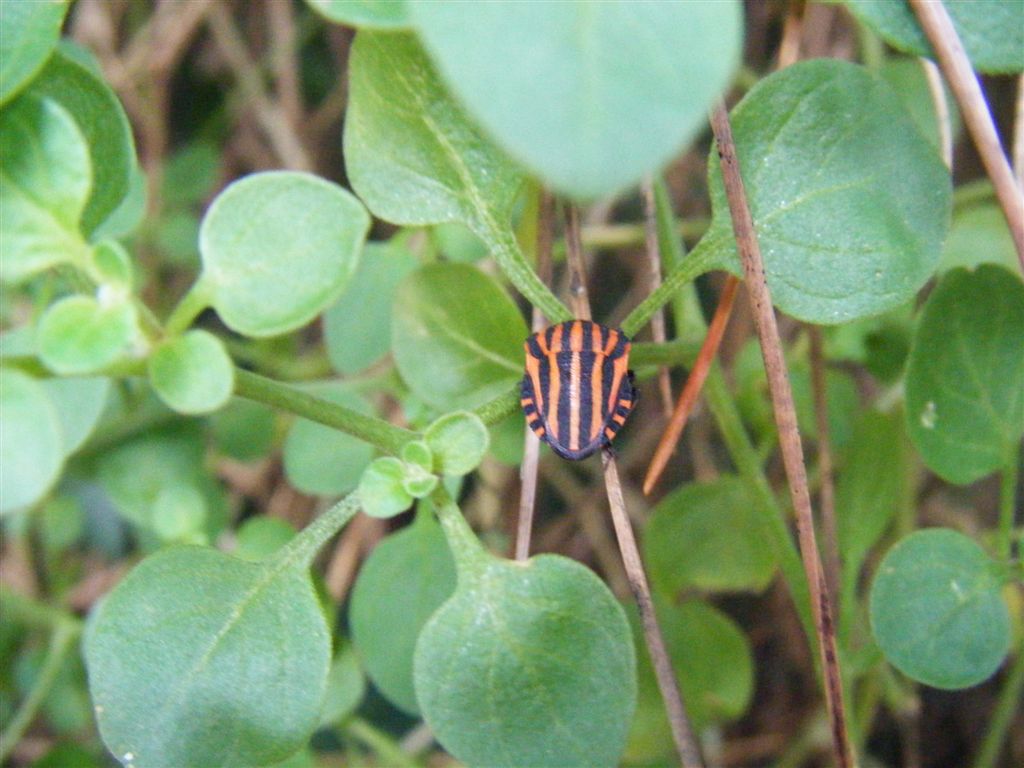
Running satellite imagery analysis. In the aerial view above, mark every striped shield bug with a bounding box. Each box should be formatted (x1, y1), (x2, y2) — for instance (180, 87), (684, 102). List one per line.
(520, 320), (636, 460)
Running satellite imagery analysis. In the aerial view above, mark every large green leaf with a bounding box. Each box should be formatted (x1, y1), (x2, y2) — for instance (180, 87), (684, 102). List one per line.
(392, 263), (526, 409)
(645, 477), (776, 596)
(410, 0), (742, 200)
(0, 0), (69, 105)
(870, 529), (1011, 689)
(199, 171), (370, 337)
(844, 0), (1023, 74)
(702, 59), (951, 324)
(904, 265), (1024, 484)
(0, 93), (91, 283)
(28, 48), (136, 234)
(85, 546), (331, 767)
(306, 0), (408, 28)
(349, 512), (456, 714)
(414, 552), (636, 767)
(0, 368), (64, 514)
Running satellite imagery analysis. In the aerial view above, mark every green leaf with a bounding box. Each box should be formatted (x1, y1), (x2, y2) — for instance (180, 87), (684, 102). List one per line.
(703, 59), (951, 324)
(0, 93), (91, 283)
(233, 516), (297, 561)
(836, 410), (911, 570)
(401, 440), (434, 472)
(625, 600), (753, 763)
(392, 263), (526, 409)
(844, 0), (1023, 74)
(414, 552), (636, 767)
(283, 386), (375, 496)
(645, 477), (776, 596)
(148, 330), (234, 415)
(92, 162), (147, 241)
(876, 57), (960, 152)
(940, 204), (1021, 276)
(356, 457), (413, 519)
(89, 240), (135, 290)
(318, 642), (366, 727)
(350, 512), (456, 714)
(323, 241), (418, 374)
(905, 265), (1024, 484)
(199, 171), (370, 337)
(307, 0), (409, 28)
(424, 411), (490, 476)
(0, 369), (64, 514)
(411, 0), (742, 200)
(37, 295), (140, 375)
(151, 485), (208, 544)
(400, 464), (438, 499)
(869, 529), (1011, 689)
(0, 0), (69, 105)
(85, 546), (332, 767)
(211, 399), (277, 462)
(42, 376), (110, 455)
(28, 48), (136, 234)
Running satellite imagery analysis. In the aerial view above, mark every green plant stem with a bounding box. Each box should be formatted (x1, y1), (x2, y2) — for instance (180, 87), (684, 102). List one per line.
(480, 218), (571, 324)
(431, 486), (489, 579)
(279, 495), (361, 569)
(575, 216), (710, 252)
(0, 619), (79, 763)
(953, 178), (996, 209)
(473, 388), (519, 427)
(234, 368), (415, 455)
(164, 278), (215, 336)
(972, 639), (1024, 768)
(0, 588), (82, 632)
(996, 445), (1020, 562)
(343, 718), (421, 768)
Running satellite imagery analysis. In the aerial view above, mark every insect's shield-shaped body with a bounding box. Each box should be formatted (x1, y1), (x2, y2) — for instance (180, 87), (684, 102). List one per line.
(521, 320), (636, 460)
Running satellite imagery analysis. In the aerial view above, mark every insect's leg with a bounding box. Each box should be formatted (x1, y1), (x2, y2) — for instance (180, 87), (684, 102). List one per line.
(520, 374), (548, 444)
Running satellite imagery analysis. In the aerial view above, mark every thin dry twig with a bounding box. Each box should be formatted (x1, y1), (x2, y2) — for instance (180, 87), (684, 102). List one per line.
(564, 206), (704, 768)
(809, 327), (840, 606)
(709, 101), (853, 768)
(267, 0), (304, 135)
(1015, 73), (1024, 187)
(641, 178), (674, 417)
(908, 0), (1024, 270)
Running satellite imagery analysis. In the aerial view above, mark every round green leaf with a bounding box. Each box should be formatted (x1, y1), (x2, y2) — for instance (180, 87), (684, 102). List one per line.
(318, 643), (366, 727)
(38, 295), (140, 375)
(0, 0), (69, 105)
(844, 0), (1023, 74)
(869, 529), (1011, 689)
(356, 457), (413, 519)
(283, 386), (374, 496)
(42, 376), (110, 456)
(307, 0), (408, 28)
(28, 48), (136, 234)
(401, 440), (434, 472)
(0, 93), (91, 283)
(392, 263), (526, 409)
(411, 0), (742, 200)
(704, 59), (951, 324)
(323, 241), (418, 374)
(89, 240), (135, 290)
(0, 369), (64, 514)
(905, 265), (1024, 484)
(234, 516), (297, 561)
(401, 463), (438, 499)
(148, 330), (234, 415)
(349, 512), (456, 714)
(199, 171), (370, 337)
(85, 546), (331, 767)
(625, 600), (753, 763)
(151, 485), (208, 544)
(424, 411), (490, 477)
(645, 477), (776, 596)
(344, 31), (524, 232)
(940, 204), (1021, 276)
(413, 553), (636, 767)
(211, 398), (277, 462)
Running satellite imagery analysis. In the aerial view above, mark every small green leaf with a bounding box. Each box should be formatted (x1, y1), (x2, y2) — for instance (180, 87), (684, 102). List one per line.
(645, 477), (776, 596)
(37, 295), (140, 375)
(703, 59), (951, 324)
(283, 386), (374, 496)
(870, 529), (1011, 689)
(625, 600), (753, 763)
(211, 398), (277, 462)
(42, 376), (110, 455)
(905, 265), (1024, 484)
(151, 485), (208, 544)
(234, 516), (297, 561)
(349, 512), (456, 714)
(92, 162), (147, 241)
(844, 0), (1023, 74)
(28, 48), (136, 234)
(148, 330), (234, 415)
(401, 440), (433, 472)
(414, 552), (636, 767)
(199, 171), (370, 337)
(0, 369), (64, 514)
(392, 263), (526, 409)
(357, 457), (413, 519)
(318, 642), (366, 727)
(0, 93), (91, 283)
(0, 0), (69, 105)
(85, 546), (331, 767)
(307, 0), (408, 28)
(940, 203), (1021, 276)
(323, 241), (418, 374)
(401, 464), (438, 499)
(344, 31), (523, 232)
(431, 222), (488, 263)
(411, 0), (742, 199)
(89, 240), (134, 290)
(424, 411), (490, 477)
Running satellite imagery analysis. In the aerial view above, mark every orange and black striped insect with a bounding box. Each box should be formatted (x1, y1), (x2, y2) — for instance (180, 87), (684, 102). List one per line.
(520, 320), (636, 460)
